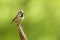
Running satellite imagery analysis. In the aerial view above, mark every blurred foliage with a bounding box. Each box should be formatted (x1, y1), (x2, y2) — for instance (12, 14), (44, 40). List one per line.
(0, 0), (60, 40)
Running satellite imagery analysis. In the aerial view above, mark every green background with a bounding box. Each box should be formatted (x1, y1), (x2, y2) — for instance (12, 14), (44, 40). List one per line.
(0, 0), (60, 40)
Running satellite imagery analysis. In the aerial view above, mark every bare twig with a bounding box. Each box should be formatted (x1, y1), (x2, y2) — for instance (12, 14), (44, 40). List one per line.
(18, 24), (28, 40)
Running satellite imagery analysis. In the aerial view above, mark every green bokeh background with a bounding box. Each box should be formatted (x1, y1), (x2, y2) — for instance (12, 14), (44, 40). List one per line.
(0, 0), (60, 40)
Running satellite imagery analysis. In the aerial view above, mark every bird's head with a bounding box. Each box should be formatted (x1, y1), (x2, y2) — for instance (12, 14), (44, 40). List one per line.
(18, 9), (24, 17)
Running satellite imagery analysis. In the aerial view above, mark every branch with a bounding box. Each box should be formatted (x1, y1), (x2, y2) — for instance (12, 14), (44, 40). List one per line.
(18, 24), (28, 40)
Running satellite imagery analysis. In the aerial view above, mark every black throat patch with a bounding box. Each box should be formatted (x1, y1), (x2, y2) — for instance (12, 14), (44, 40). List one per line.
(20, 13), (23, 17)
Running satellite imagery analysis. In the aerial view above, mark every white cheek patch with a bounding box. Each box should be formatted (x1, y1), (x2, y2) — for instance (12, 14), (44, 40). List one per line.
(17, 14), (21, 17)
(22, 17), (24, 19)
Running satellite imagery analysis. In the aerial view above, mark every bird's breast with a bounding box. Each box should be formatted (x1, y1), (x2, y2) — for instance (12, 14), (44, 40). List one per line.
(14, 17), (24, 24)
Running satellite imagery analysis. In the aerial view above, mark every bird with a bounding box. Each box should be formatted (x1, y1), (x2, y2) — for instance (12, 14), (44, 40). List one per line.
(11, 9), (24, 25)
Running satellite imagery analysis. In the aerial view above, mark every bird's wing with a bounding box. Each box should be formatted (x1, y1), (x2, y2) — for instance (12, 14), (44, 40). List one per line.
(12, 16), (17, 22)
